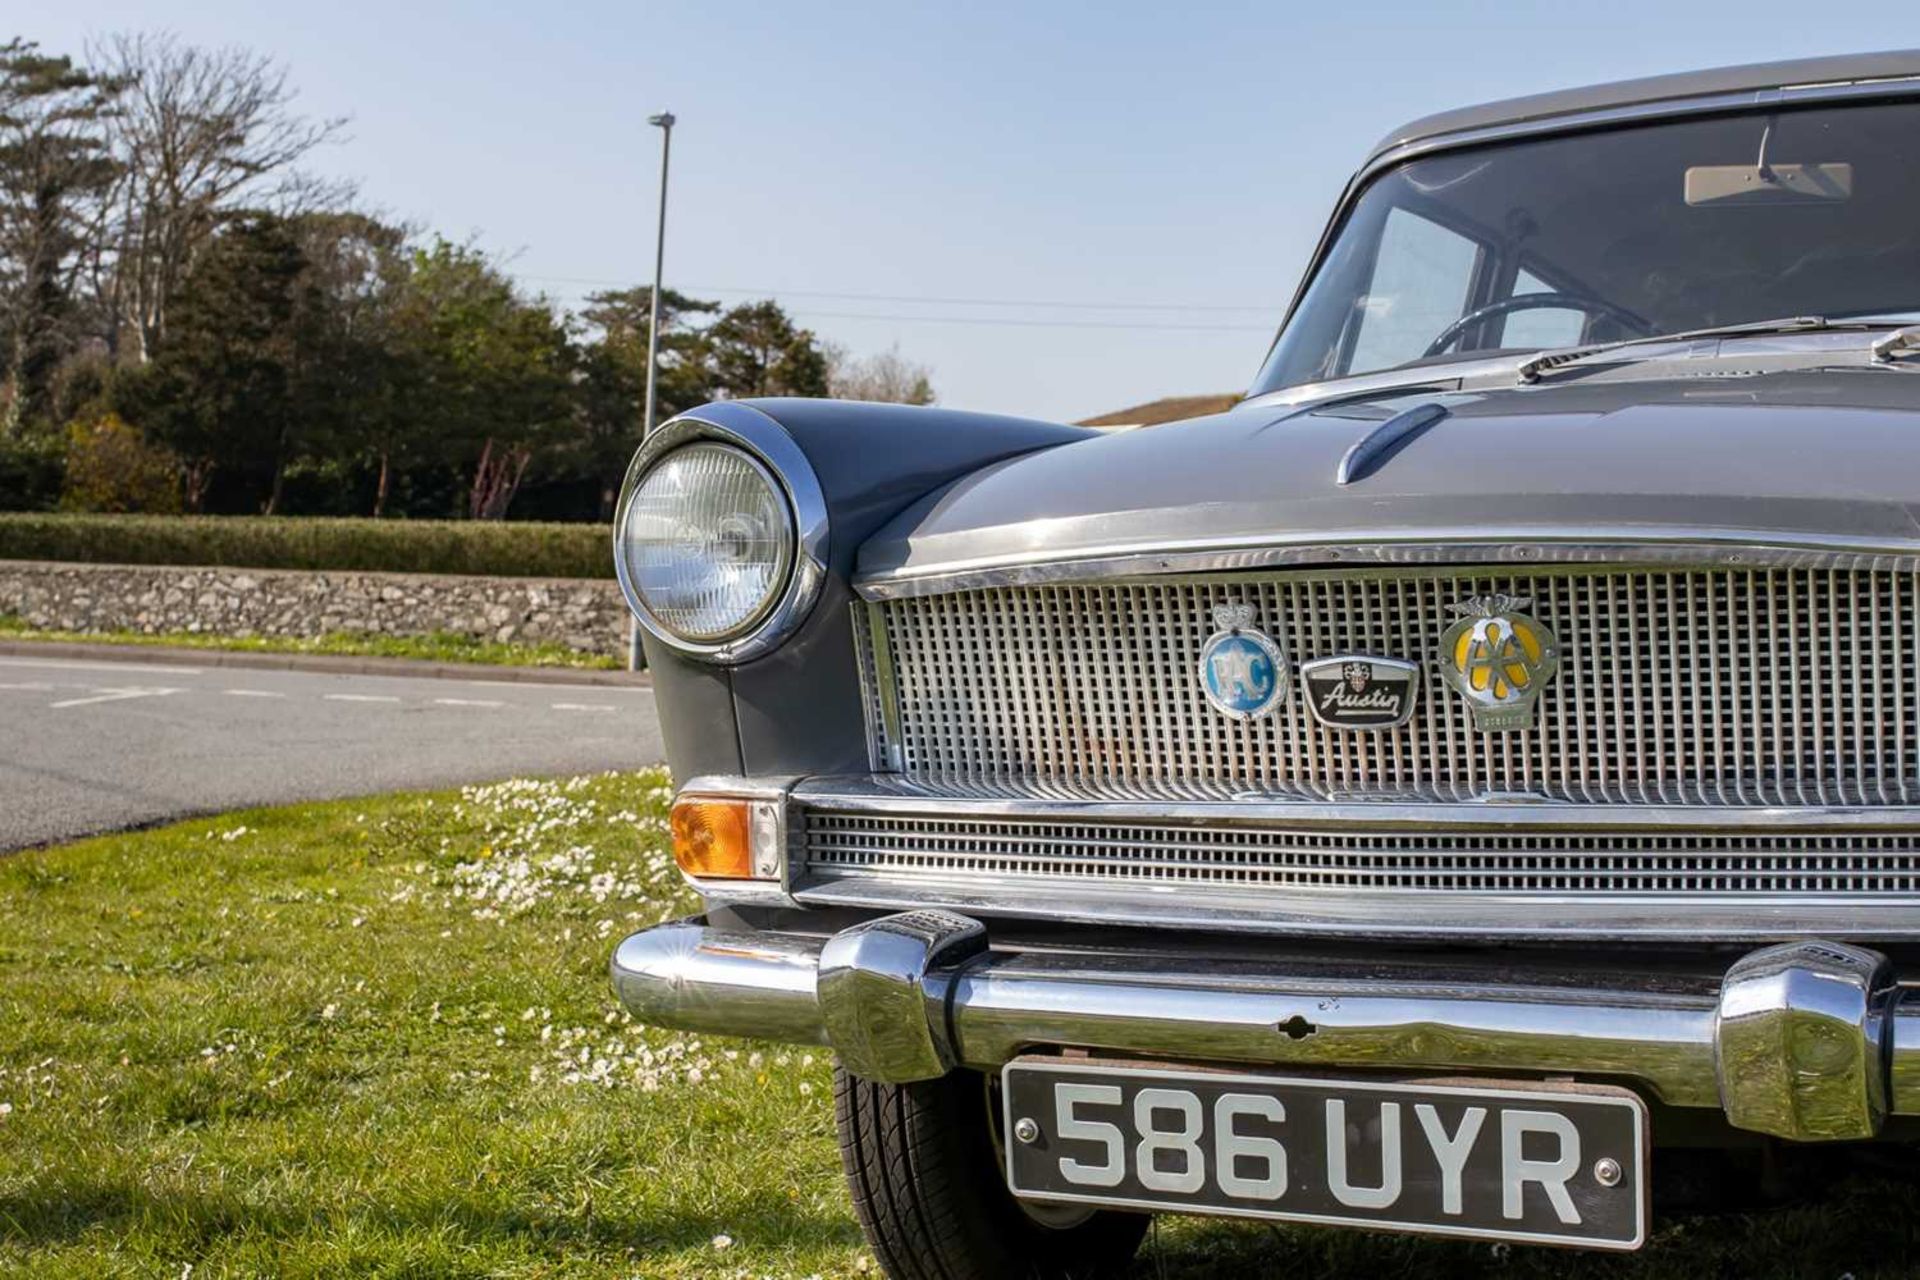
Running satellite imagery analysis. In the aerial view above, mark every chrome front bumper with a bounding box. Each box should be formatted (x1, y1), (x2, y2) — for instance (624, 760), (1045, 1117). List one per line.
(611, 912), (1920, 1143)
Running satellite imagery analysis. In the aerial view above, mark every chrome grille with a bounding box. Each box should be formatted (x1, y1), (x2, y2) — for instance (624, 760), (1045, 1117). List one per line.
(858, 567), (1920, 806)
(804, 810), (1920, 896)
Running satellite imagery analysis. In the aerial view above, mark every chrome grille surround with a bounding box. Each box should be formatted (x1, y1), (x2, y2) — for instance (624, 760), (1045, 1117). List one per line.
(856, 564), (1920, 808)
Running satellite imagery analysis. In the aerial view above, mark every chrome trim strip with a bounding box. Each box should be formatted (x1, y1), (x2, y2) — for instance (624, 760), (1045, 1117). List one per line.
(847, 599), (886, 772)
(1244, 354), (1522, 411)
(612, 402), (830, 664)
(792, 873), (1920, 943)
(790, 775), (1920, 831)
(608, 914), (1920, 1134)
(854, 534), (1920, 601)
(684, 773), (801, 803)
(862, 600), (905, 772)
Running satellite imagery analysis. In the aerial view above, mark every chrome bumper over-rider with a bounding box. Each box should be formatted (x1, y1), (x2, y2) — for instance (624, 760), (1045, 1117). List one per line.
(613, 912), (1920, 1144)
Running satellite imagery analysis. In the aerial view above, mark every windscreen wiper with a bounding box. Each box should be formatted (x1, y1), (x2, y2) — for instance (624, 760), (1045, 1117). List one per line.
(1870, 325), (1920, 364)
(1515, 315), (1900, 384)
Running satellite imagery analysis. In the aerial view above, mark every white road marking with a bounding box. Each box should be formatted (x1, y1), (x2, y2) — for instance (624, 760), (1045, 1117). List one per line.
(0, 681), (55, 691)
(460, 678), (650, 694)
(433, 698), (504, 708)
(49, 686), (182, 709)
(552, 702), (617, 712)
(0, 656), (203, 676)
(324, 694), (401, 704)
(223, 689), (287, 699)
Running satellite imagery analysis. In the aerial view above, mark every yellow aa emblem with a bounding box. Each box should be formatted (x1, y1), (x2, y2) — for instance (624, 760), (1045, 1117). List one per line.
(1439, 595), (1560, 731)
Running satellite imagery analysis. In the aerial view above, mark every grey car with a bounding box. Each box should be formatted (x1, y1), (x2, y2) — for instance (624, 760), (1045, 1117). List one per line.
(606, 51), (1920, 1276)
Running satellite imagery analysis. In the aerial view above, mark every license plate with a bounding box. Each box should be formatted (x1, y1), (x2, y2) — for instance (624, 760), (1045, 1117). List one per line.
(1002, 1059), (1648, 1250)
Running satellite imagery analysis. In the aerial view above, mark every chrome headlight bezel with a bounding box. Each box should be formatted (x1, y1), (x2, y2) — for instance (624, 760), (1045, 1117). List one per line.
(613, 403), (829, 664)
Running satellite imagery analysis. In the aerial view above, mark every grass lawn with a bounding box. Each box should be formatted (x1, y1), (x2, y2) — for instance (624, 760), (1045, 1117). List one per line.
(5, 773), (1920, 1278)
(0, 616), (620, 670)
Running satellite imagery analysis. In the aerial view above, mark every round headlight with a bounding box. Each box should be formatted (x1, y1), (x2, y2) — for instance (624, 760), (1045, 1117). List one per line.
(620, 441), (795, 642)
(614, 405), (830, 663)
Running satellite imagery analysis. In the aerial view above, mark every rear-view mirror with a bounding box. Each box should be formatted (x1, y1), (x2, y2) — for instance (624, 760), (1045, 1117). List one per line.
(1686, 161), (1853, 206)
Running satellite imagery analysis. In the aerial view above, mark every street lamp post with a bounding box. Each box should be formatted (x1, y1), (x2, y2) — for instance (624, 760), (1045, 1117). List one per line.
(642, 111), (675, 439)
(629, 110), (675, 672)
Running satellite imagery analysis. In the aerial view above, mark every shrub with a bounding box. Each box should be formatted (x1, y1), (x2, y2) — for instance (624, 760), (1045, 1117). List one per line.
(61, 413), (183, 514)
(0, 513), (613, 578)
(0, 429), (66, 512)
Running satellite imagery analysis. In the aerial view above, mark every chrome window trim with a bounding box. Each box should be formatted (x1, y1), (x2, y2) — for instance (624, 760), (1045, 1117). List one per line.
(1354, 76), (1920, 192)
(1253, 74), (1920, 398)
(854, 534), (1920, 601)
(613, 401), (830, 664)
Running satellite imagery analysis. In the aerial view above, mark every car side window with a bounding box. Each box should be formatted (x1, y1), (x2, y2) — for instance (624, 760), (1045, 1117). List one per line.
(1499, 268), (1588, 349)
(1344, 208), (1480, 374)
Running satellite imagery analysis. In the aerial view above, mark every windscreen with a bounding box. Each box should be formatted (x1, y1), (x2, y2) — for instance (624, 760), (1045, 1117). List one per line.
(1253, 100), (1920, 392)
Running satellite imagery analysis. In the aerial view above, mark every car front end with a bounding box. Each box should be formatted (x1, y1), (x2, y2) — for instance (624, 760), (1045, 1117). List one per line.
(607, 51), (1920, 1274)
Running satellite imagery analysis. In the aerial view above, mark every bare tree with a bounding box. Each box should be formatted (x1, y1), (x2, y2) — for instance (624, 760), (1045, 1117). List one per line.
(825, 341), (936, 405)
(89, 32), (346, 362)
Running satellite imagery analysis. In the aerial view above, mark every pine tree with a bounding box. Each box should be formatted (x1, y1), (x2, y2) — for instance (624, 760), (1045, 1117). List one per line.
(0, 40), (123, 431)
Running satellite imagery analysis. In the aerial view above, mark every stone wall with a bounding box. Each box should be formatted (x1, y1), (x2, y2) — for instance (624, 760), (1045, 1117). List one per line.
(0, 560), (627, 658)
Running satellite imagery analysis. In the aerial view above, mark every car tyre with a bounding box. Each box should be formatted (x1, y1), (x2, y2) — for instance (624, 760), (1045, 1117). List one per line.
(834, 1065), (1149, 1280)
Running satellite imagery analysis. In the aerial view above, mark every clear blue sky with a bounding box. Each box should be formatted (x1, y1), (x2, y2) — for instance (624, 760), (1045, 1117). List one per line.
(13, 1), (1909, 420)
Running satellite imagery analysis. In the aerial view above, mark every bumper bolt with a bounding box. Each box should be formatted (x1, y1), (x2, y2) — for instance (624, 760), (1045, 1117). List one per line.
(1593, 1157), (1623, 1188)
(1013, 1117), (1041, 1145)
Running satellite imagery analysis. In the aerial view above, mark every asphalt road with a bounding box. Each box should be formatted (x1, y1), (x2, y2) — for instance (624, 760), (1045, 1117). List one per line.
(0, 654), (664, 851)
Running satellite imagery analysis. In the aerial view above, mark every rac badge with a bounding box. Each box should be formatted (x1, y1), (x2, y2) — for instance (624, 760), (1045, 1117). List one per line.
(1300, 656), (1420, 731)
(1439, 594), (1561, 732)
(1198, 601), (1288, 721)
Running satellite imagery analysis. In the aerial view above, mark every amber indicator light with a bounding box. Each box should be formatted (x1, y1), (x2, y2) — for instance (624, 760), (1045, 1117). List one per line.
(670, 797), (755, 879)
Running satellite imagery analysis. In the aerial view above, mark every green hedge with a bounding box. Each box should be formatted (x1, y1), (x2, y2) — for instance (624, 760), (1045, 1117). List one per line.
(0, 514), (613, 579)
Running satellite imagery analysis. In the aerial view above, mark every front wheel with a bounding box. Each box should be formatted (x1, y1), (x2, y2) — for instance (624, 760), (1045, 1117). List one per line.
(834, 1066), (1149, 1280)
